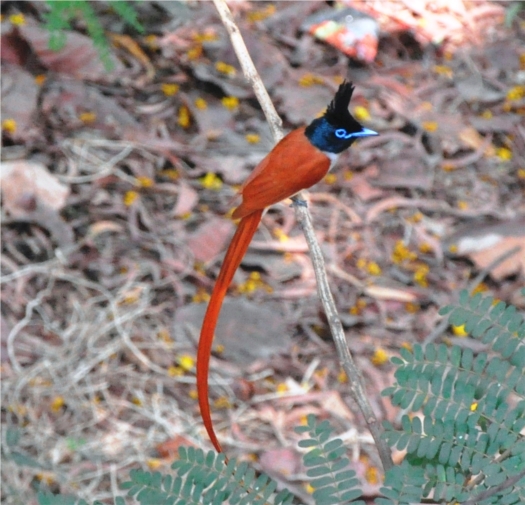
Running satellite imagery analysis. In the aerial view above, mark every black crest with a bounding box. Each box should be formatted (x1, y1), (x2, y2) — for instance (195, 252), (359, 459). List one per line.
(323, 81), (362, 131)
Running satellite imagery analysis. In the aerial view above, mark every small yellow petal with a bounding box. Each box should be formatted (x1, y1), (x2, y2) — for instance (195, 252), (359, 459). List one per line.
(221, 96), (239, 110)
(178, 354), (195, 371)
(79, 112), (97, 124)
(452, 324), (468, 337)
(1, 118), (17, 134)
(215, 61), (237, 76)
(367, 261), (382, 276)
(422, 121), (438, 132)
(371, 348), (389, 366)
(50, 396), (65, 412)
(178, 105), (191, 128)
(323, 173), (337, 184)
(9, 13), (25, 26)
(136, 176), (154, 188)
(353, 105), (370, 122)
(245, 133), (260, 144)
(199, 172), (222, 190)
(161, 83), (179, 97)
(123, 190), (139, 206)
(495, 147), (512, 161)
(194, 97), (207, 110)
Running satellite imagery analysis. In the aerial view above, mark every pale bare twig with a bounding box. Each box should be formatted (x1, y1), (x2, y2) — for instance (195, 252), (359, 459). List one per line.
(212, 0), (393, 472)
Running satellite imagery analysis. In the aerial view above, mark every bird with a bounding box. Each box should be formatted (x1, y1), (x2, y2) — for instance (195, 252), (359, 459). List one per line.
(197, 81), (378, 454)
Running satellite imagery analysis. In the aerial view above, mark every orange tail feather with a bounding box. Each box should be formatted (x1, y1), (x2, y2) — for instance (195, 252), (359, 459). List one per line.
(197, 209), (263, 453)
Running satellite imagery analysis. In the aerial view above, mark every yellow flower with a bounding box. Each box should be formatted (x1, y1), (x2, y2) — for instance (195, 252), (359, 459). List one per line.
(123, 190), (139, 206)
(495, 147), (512, 161)
(371, 348), (389, 366)
(215, 61), (237, 76)
(298, 73), (324, 87)
(215, 344), (225, 354)
(247, 5), (276, 22)
(457, 200), (468, 210)
(517, 168), (525, 180)
(221, 96), (239, 110)
(1, 118), (17, 134)
(157, 328), (172, 344)
(273, 228), (289, 242)
(132, 397), (142, 406)
(367, 261), (382, 276)
(245, 133), (260, 144)
(9, 13), (25, 26)
(343, 170), (354, 180)
(441, 162), (456, 172)
(168, 365), (183, 376)
(506, 85), (525, 101)
(365, 466), (380, 485)
(194, 97), (207, 110)
(160, 168), (179, 180)
(238, 272), (269, 294)
(199, 172), (222, 190)
(405, 302), (419, 313)
(192, 31), (218, 43)
(79, 112), (96, 124)
(470, 402), (478, 412)
(480, 110), (492, 119)
(323, 173), (337, 184)
(401, 341), (413, 352)
(432, 65), (453, 78)
(392, 240), (417, 264)
(178, 354), (195, 371)
(178, 105), (191, 128)
(418, 242), (433, 254)
(452, 324), (468, 337)
(161, 83), (179, 96)
(413, 263), (429, 287)
(276, 382), (288, 395)
(214, 396), (232, 409)
(35, 74), (46, 86)
(186, 45), (202, 60)
(136, 176), (154, 188)
(422, 121), (438, 132)
(448, 244), (458, 254)
(305, 483), (315, 494)
(192, 288), (211, 303)
(188, 388), (198, 399)
(337, 369), (348, 383)
(50, 396), (65, 412)
(353, 105), (370, 122)
(144, 34), (159, 50)
(147, 459), (163, 470)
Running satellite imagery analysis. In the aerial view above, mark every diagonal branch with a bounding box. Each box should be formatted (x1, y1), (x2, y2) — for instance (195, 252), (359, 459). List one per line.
(212, 0), (393, 472)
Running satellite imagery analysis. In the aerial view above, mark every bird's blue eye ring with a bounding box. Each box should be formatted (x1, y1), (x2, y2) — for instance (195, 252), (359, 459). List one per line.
(335, 128), (348, 139)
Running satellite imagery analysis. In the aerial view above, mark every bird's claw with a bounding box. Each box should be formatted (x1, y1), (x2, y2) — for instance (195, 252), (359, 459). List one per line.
(290, 196), (308, 208)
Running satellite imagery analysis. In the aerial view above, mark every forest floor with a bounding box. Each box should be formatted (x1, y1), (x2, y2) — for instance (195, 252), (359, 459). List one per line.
(1, 1), (525, 503)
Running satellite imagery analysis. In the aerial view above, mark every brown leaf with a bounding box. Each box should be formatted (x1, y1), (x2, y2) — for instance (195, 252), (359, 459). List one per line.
(1, 64), (39, 142)
(174, 299), (289, 362)
(1, 161), (69, 215)
(173, 182), (198, 217)
(19, 20), (123, 79)
(186, 217), (235, 263)
(446, 219), (525, 281)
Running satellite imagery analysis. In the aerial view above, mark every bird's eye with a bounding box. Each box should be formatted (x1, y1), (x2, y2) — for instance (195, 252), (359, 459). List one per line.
(335, 128), (348, 139)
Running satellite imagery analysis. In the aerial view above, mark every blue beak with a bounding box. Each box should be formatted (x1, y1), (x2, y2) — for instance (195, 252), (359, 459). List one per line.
(356, 127), (378, 138)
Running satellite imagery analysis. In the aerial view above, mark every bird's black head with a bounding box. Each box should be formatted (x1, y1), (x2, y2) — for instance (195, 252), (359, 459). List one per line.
(304, 81), (377, 154)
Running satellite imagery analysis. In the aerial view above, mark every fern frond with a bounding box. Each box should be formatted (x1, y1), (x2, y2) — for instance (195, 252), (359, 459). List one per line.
(382, 291), (525, 503)
(42, 0), (143, 70)
(295, 414), (364, 505)
(121, 447), (294, 505)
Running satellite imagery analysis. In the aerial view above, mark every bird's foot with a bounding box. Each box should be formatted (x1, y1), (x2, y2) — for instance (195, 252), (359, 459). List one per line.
(290, 196), (308, 208)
